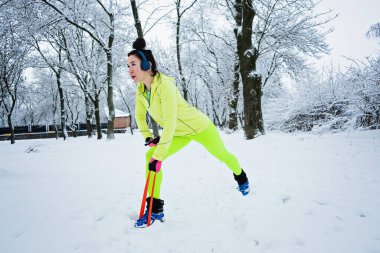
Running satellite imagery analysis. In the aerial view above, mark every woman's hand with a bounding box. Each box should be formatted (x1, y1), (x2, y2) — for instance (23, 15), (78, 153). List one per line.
(148, 158), (162, 173)
(145, 136), (160, 147)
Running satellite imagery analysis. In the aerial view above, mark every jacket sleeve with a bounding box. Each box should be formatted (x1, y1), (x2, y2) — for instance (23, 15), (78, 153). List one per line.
(152, 81), (177, 161)
(135, 91), (152, 140)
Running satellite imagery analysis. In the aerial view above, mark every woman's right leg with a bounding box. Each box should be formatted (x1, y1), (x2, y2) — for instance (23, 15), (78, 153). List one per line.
(136, 136), (192, 227)
(145, 136), (192, 199)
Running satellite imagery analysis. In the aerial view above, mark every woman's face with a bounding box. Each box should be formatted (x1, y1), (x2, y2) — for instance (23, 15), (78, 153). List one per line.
(128, 54), (145, 83)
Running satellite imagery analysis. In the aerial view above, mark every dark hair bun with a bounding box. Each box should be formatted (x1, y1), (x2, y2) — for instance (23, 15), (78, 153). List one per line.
(133, 37), (146, 50)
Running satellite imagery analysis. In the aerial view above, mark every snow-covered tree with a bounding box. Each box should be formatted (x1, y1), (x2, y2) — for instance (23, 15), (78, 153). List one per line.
(0, 1), (33, 144)
(30, 28), (70, 140)
(41, 0), (130, 139)
(367, 22), (380, 39)
(60, 28), (107, 139)
(226, 0), (334, 139)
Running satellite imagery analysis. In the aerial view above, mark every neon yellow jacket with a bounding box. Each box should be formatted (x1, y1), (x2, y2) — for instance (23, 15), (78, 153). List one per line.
(135, 73), (211, 160)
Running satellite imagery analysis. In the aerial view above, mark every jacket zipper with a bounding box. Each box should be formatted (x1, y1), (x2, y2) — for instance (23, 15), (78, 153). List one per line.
(139, 89), (150, 108)
(177, 118), (198, 134)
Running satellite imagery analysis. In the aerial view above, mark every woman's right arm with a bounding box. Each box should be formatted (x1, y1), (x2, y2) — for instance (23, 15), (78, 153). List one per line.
(135, 93), (152, 140)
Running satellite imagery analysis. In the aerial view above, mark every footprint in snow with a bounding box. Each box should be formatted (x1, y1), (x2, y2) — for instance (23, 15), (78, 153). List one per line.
(315, 201), (328, 206)
(282, 196), (291, 204)
(95, 215), (105, 222)
(293, 237), (306, 247)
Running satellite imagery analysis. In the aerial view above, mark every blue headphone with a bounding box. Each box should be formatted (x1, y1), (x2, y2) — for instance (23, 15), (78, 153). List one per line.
(137, 50), (151, 71)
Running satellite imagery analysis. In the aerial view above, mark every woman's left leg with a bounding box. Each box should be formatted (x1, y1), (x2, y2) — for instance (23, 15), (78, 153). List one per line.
(192, 123), (242, 175)
(192, 123), (250, 195)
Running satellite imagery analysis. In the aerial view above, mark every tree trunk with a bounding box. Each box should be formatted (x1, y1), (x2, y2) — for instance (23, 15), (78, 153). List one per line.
(228, 54), (240, 130)
(56, 70), (68, 140)
(130, 0), (143, 38)
(7, 113), (15, 144)
(94, 93), (102, 140)
(235, 0), (265, 139)
(86, 118), (93, 137)
(241, 72), (264, 138)
(229, 0), (242, 132)
(1, 84), (17, 144)
(106, 50), (115, 139)
(52, 92), (59, 139)
(54, 125), (59, 139)
(84, 93), (93, 137)
(176, 4), (188, 102)
(200, 76), (221, 126)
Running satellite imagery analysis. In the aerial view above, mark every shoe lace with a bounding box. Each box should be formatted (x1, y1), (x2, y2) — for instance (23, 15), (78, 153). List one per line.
(137, 211), (148, 223)
(238, 182), (249, 191)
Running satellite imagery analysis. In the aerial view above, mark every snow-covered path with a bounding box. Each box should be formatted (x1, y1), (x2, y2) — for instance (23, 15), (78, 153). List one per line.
(1, 130), (379, 253)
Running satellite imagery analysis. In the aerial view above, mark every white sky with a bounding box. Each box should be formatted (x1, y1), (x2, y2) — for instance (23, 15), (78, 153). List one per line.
(315, 0), (379, 69)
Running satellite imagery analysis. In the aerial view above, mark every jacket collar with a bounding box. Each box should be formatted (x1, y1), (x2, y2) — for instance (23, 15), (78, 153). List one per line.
(137, 73), (160, 94)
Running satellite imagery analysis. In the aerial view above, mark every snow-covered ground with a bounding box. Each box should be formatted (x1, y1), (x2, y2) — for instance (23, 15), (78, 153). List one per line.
(1, 130), (379, 253)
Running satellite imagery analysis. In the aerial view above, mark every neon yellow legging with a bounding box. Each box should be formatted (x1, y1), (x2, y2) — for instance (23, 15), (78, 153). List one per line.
(145, 123), (242, 199)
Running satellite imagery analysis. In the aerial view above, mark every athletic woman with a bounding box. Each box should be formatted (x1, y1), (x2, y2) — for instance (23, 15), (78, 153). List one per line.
(128, 38), (250, 228)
